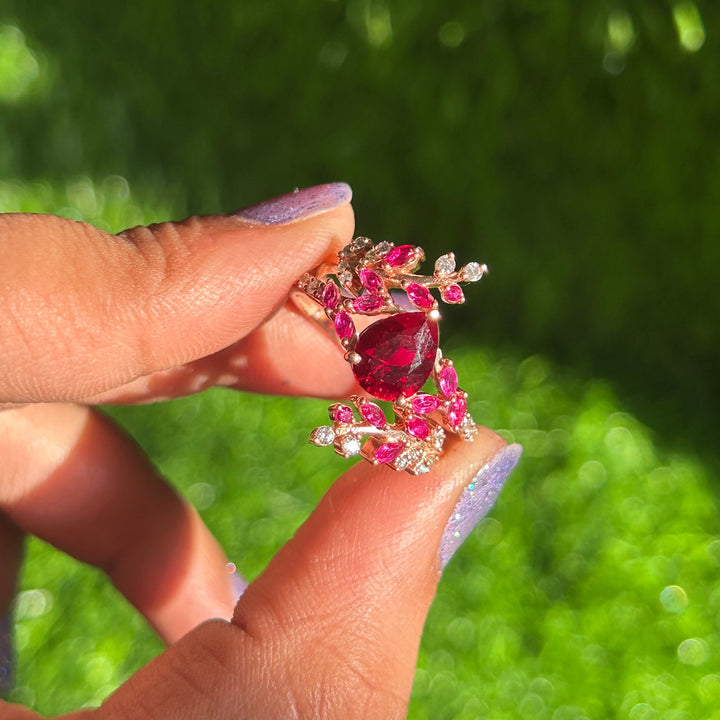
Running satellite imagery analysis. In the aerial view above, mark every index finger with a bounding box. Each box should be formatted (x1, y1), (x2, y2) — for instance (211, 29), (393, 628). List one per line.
(0, 183), (354, 406)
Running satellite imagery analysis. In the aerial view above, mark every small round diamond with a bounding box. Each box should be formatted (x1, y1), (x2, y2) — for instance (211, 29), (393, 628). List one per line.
(375, 241), (392, 255)
(339, 271), (353, 286)
(339, 435), (361, 456)
(311, 426), (335, 446)
(435, 253), (456, 276)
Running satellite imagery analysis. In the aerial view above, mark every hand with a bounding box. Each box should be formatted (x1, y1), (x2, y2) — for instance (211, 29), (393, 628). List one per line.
(0, 184), (518, 719)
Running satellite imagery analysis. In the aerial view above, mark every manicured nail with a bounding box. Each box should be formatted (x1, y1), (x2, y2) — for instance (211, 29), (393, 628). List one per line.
(440, 443), (523, 569)
(0, 613), (12, 694)
(226, 562), (249, 601)
(235, 182), (352, 225)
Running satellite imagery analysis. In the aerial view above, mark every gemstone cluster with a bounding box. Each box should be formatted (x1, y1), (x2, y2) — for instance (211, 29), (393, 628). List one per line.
(298, 236), (487, 475)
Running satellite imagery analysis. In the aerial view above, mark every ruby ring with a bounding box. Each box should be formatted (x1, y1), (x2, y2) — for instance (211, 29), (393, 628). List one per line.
(295, 237), (488, 475)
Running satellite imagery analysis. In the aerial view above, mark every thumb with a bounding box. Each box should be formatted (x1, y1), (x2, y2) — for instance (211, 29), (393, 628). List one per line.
(0, 183), (353, 403)
(97, 431), (521, 720)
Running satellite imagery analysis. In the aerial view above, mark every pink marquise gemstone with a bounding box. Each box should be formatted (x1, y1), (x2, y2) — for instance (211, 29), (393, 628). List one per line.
(332, 404), (354, 423)
(334, 311), (355, 339)
(406, 282), (434, 310)
(384, 244), (417, 267)
(411, 394), (441, 414)
(352, 293), (384, 313)
(352, 312), (439, 401)
(360, 402), (386, 428)
(447, 393), (467, 428)
(374, 441), (404, 464)
(359, 269), (383, 292)
(438, 365), (459, 397)
(321, 281), (339, 309)
(442, 284), (465, 304)
(407, 416), (430, 440)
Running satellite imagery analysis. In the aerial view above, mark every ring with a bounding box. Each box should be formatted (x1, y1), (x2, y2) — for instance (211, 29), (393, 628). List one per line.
(294, 236), (488, 475)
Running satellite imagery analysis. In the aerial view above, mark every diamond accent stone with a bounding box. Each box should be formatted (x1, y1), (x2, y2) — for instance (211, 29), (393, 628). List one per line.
(339, 435), (361, 456)
(311, 426), (335, 446)
(375, 241), (392, 255)
(462, 262), (483, 282)
(459, 414), (477, 440)
(339, 271), (353, 286)
(435, 253), (456, 276)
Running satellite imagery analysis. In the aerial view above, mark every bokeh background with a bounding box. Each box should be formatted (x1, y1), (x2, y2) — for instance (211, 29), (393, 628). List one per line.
(1, 1), (719, 717)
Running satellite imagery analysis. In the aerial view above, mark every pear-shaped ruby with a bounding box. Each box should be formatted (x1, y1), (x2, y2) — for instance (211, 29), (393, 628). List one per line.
(352, 312), (439, 401)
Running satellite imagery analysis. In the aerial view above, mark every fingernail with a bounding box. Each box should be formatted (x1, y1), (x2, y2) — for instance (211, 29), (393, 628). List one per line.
(0, 613), (13, 694)
(226, 562), (248, 601)
(440, 443), (523, 569)
(235, 182), (352, 225)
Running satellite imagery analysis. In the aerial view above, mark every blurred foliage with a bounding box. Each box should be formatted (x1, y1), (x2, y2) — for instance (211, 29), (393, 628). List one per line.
(1, 1), (719, 717)
(0, 0), (718, 449)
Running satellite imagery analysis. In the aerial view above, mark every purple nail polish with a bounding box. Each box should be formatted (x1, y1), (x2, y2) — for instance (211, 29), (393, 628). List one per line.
(439, 444), (523, 569)
(0, 613), (13, 694)
(226, 562), (249, 601)
(235, 182), (352, 225)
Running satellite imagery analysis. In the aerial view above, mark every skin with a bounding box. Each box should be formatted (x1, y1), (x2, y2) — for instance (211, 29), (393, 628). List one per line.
(0, 204), (506, 719)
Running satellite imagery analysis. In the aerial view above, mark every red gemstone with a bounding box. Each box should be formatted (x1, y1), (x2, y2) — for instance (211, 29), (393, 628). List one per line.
(360, 402), (386, 428)
(352, 293), (384, 313)
(321, 281), (339, 309)
(332, 404), (354, 423)
(407, 416), (430, 439)
(442, 284), (464, 304)
(352, 312), (439, 401)
(334, 311), (355, 339)
(374, 441), (404, 464)
(359, 269), (383, 292)
(406, 282), (434, 310)
(447, 393), (467, 428)
(411, 394), (441, 414)
(385, 244), (417, 267)
(438, 365), (458, 397)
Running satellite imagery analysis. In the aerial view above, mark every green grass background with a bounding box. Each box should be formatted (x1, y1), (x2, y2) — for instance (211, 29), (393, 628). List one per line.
(1, 2), (719, 718)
